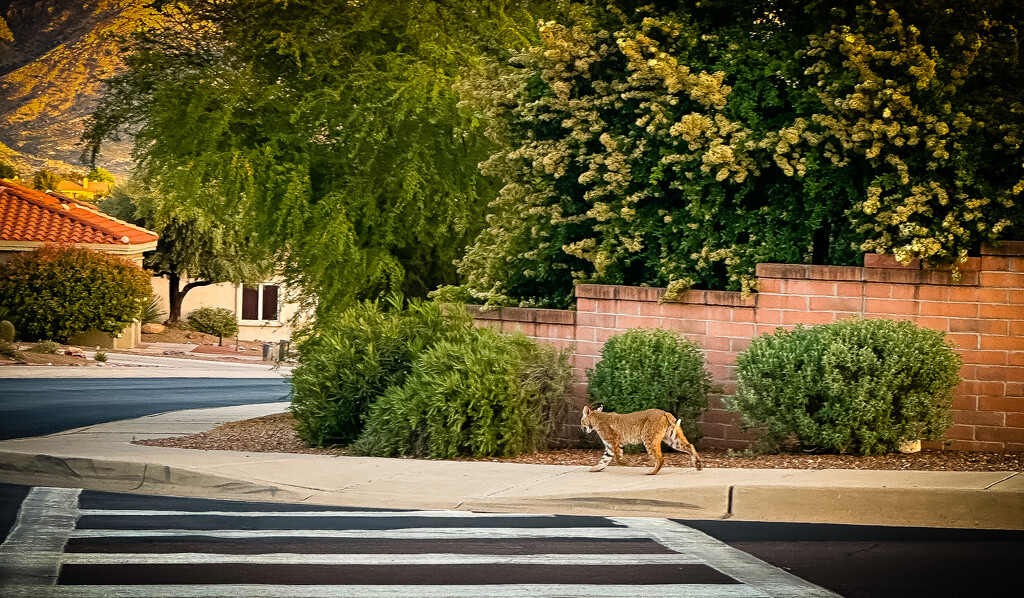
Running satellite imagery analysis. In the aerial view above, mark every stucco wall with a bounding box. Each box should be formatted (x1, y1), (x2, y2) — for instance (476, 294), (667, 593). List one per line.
(150, 277), (302, 342)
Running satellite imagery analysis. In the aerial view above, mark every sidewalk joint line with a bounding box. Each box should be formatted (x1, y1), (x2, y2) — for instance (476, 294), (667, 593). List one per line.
(985, 471), (1020, 490)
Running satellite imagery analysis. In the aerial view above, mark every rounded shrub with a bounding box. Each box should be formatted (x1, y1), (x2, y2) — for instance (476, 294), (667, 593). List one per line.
(586, 328), (712, 441)
(186, 307), (239, 342)
(28, 340), (61, 354)
(352, 330), (574, 459)
(0, 339), (22, 361)
(0, 245), (151, 342)
(0, 320), (15, 343)
(289, 297), (476, 447)
(727, 318), (962, 455)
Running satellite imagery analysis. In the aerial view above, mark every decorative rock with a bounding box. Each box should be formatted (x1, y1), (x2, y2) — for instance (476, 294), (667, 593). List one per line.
(64, 348), (86, 358)
(898, 439), (922, 454)
(142, 323), (166, 334)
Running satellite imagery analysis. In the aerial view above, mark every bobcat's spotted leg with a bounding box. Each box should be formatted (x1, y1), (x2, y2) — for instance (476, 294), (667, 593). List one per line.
(644, 439), (665, 475)
(643, 428), (667, 475)
(590, 441), (616, 472)
(666, 424), (704, 471)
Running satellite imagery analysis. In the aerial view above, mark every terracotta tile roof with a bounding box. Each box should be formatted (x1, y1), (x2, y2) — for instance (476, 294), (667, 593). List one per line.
(0, 178), (158, 246)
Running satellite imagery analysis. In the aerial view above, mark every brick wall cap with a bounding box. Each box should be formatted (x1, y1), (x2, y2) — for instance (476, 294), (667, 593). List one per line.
(981, 241), (1024, 256)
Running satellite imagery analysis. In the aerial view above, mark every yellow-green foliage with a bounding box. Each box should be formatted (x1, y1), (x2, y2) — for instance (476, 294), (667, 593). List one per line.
(804, 4), (1022, 270)
(456, 1), (1023, 307)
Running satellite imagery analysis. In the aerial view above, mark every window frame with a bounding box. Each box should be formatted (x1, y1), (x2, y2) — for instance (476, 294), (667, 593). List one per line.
(236, 282), (282, 325)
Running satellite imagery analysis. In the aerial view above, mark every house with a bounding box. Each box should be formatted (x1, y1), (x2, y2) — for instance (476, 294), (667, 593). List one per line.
(150, 276), (302, 342)
(0, 178), (158, 348)
(54, 178), (111, 201)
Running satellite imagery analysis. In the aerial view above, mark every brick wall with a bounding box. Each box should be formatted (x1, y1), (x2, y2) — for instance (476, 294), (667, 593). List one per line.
(473, 242), (1024, 452)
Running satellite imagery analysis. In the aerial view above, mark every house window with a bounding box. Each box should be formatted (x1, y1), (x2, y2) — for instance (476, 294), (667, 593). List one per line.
(241, 284), (279, 321)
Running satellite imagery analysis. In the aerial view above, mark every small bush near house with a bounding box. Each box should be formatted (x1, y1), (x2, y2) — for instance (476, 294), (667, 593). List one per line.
(94, 351), (108, 362)
(0, 245), (152, 343)
(143, 298), (167, 324)
(352, 329), (574, 459)
(0, 340), (22, 360)
(289, 296), (475, 447)
(586, 328), (713, 442)
(0, 320), (15, 342)
(186, 307), (239, 345)
(28, 340), (61, 354)
(727, 318), (962, 456)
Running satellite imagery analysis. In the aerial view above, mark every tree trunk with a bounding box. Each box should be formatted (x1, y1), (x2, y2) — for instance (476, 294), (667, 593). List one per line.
(811, 218), (832, 265)
(168, 273), (183, 324)
(167, 274), (213, 324)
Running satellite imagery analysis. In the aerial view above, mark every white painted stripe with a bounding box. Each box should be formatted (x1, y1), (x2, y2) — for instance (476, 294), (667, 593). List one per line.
(77, 509), (555, 518)
(612, 517), (842, 598)
(69, 527), (647, 540)
(60, 552), (702, 566)
(0, 486), (80, 587)
(9, 584), (768, 598)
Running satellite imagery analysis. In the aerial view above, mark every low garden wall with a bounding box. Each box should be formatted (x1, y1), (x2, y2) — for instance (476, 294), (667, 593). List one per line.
(472, 242), (1024, 452)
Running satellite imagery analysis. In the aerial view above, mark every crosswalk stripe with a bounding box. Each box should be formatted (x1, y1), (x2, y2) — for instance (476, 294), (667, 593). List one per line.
(60, 552), (703, 566)
(69, 527), (648, 539)
(0, 487), (80, 586)
(2, 583), (770, 598)
(78, 509), (556, 518)
(613, 518), (841, 598)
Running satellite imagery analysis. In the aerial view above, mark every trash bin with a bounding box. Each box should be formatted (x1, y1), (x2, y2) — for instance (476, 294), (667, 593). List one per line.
(278, 340), (290, 362)
(262, 343), (272, 361)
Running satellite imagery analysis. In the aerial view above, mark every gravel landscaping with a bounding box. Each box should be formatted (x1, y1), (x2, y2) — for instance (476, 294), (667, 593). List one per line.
(137, 412), (1024, 472)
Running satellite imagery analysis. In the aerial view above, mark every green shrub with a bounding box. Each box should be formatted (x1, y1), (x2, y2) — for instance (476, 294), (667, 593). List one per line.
(28, 340), (61, 354)
(143, 298), (167, 324)
(352, 329), (574, 459)
(186, 307), (239, 343)
(94, 351), (108, 362)
(0, 320), (15, 343)
(0, 245), (152, 342)
(586, 328), (712, 441)
(727, 318), (962, 455)
(0, 340), (22, 361)
(289, 296), (475, 447)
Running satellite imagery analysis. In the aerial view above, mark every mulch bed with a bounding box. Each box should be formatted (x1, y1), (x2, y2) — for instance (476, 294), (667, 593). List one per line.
(136, 412), (1024, 472)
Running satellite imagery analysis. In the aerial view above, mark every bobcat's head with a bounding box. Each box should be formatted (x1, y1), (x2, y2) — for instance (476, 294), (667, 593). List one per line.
(581, 405), (603, 433)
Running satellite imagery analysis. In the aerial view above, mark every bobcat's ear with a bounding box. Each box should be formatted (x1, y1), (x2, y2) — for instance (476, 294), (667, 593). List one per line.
(596, 405), (603, 412)
(582, 405), (591, 416)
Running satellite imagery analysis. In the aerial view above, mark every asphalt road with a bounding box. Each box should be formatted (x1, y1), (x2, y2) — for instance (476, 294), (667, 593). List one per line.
(0, 377), (291, 440)
(680, 519), (1024, 598)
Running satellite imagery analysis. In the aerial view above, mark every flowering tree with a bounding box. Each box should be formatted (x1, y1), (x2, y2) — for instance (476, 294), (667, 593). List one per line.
(456, 1), (1023, 307)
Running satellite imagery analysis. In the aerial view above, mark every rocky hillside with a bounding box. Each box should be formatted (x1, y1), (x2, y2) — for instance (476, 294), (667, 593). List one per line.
(0, 0), (157, 178)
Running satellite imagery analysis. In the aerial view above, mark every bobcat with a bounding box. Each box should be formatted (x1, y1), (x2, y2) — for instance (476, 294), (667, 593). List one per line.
(580, 405), (703, 474)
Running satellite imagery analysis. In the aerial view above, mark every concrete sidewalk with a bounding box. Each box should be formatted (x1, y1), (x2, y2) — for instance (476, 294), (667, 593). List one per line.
(0, 402), (1021, 530)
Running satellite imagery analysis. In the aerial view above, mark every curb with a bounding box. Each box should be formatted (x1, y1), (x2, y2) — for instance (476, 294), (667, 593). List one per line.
(0, 451), (307, 503)
(730, 484), (1024, 530)
(2, 449), (1022, 529)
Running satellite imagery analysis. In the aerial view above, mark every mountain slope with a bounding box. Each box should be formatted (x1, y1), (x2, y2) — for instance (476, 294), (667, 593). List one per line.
(0, 0), (158, 178)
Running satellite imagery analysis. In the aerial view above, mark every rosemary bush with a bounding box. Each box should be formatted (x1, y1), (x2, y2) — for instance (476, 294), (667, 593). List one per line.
(728, 318), (962, 455)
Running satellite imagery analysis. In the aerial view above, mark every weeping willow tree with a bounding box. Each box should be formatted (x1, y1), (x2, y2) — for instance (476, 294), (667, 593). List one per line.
(84, 0), (550, 318)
